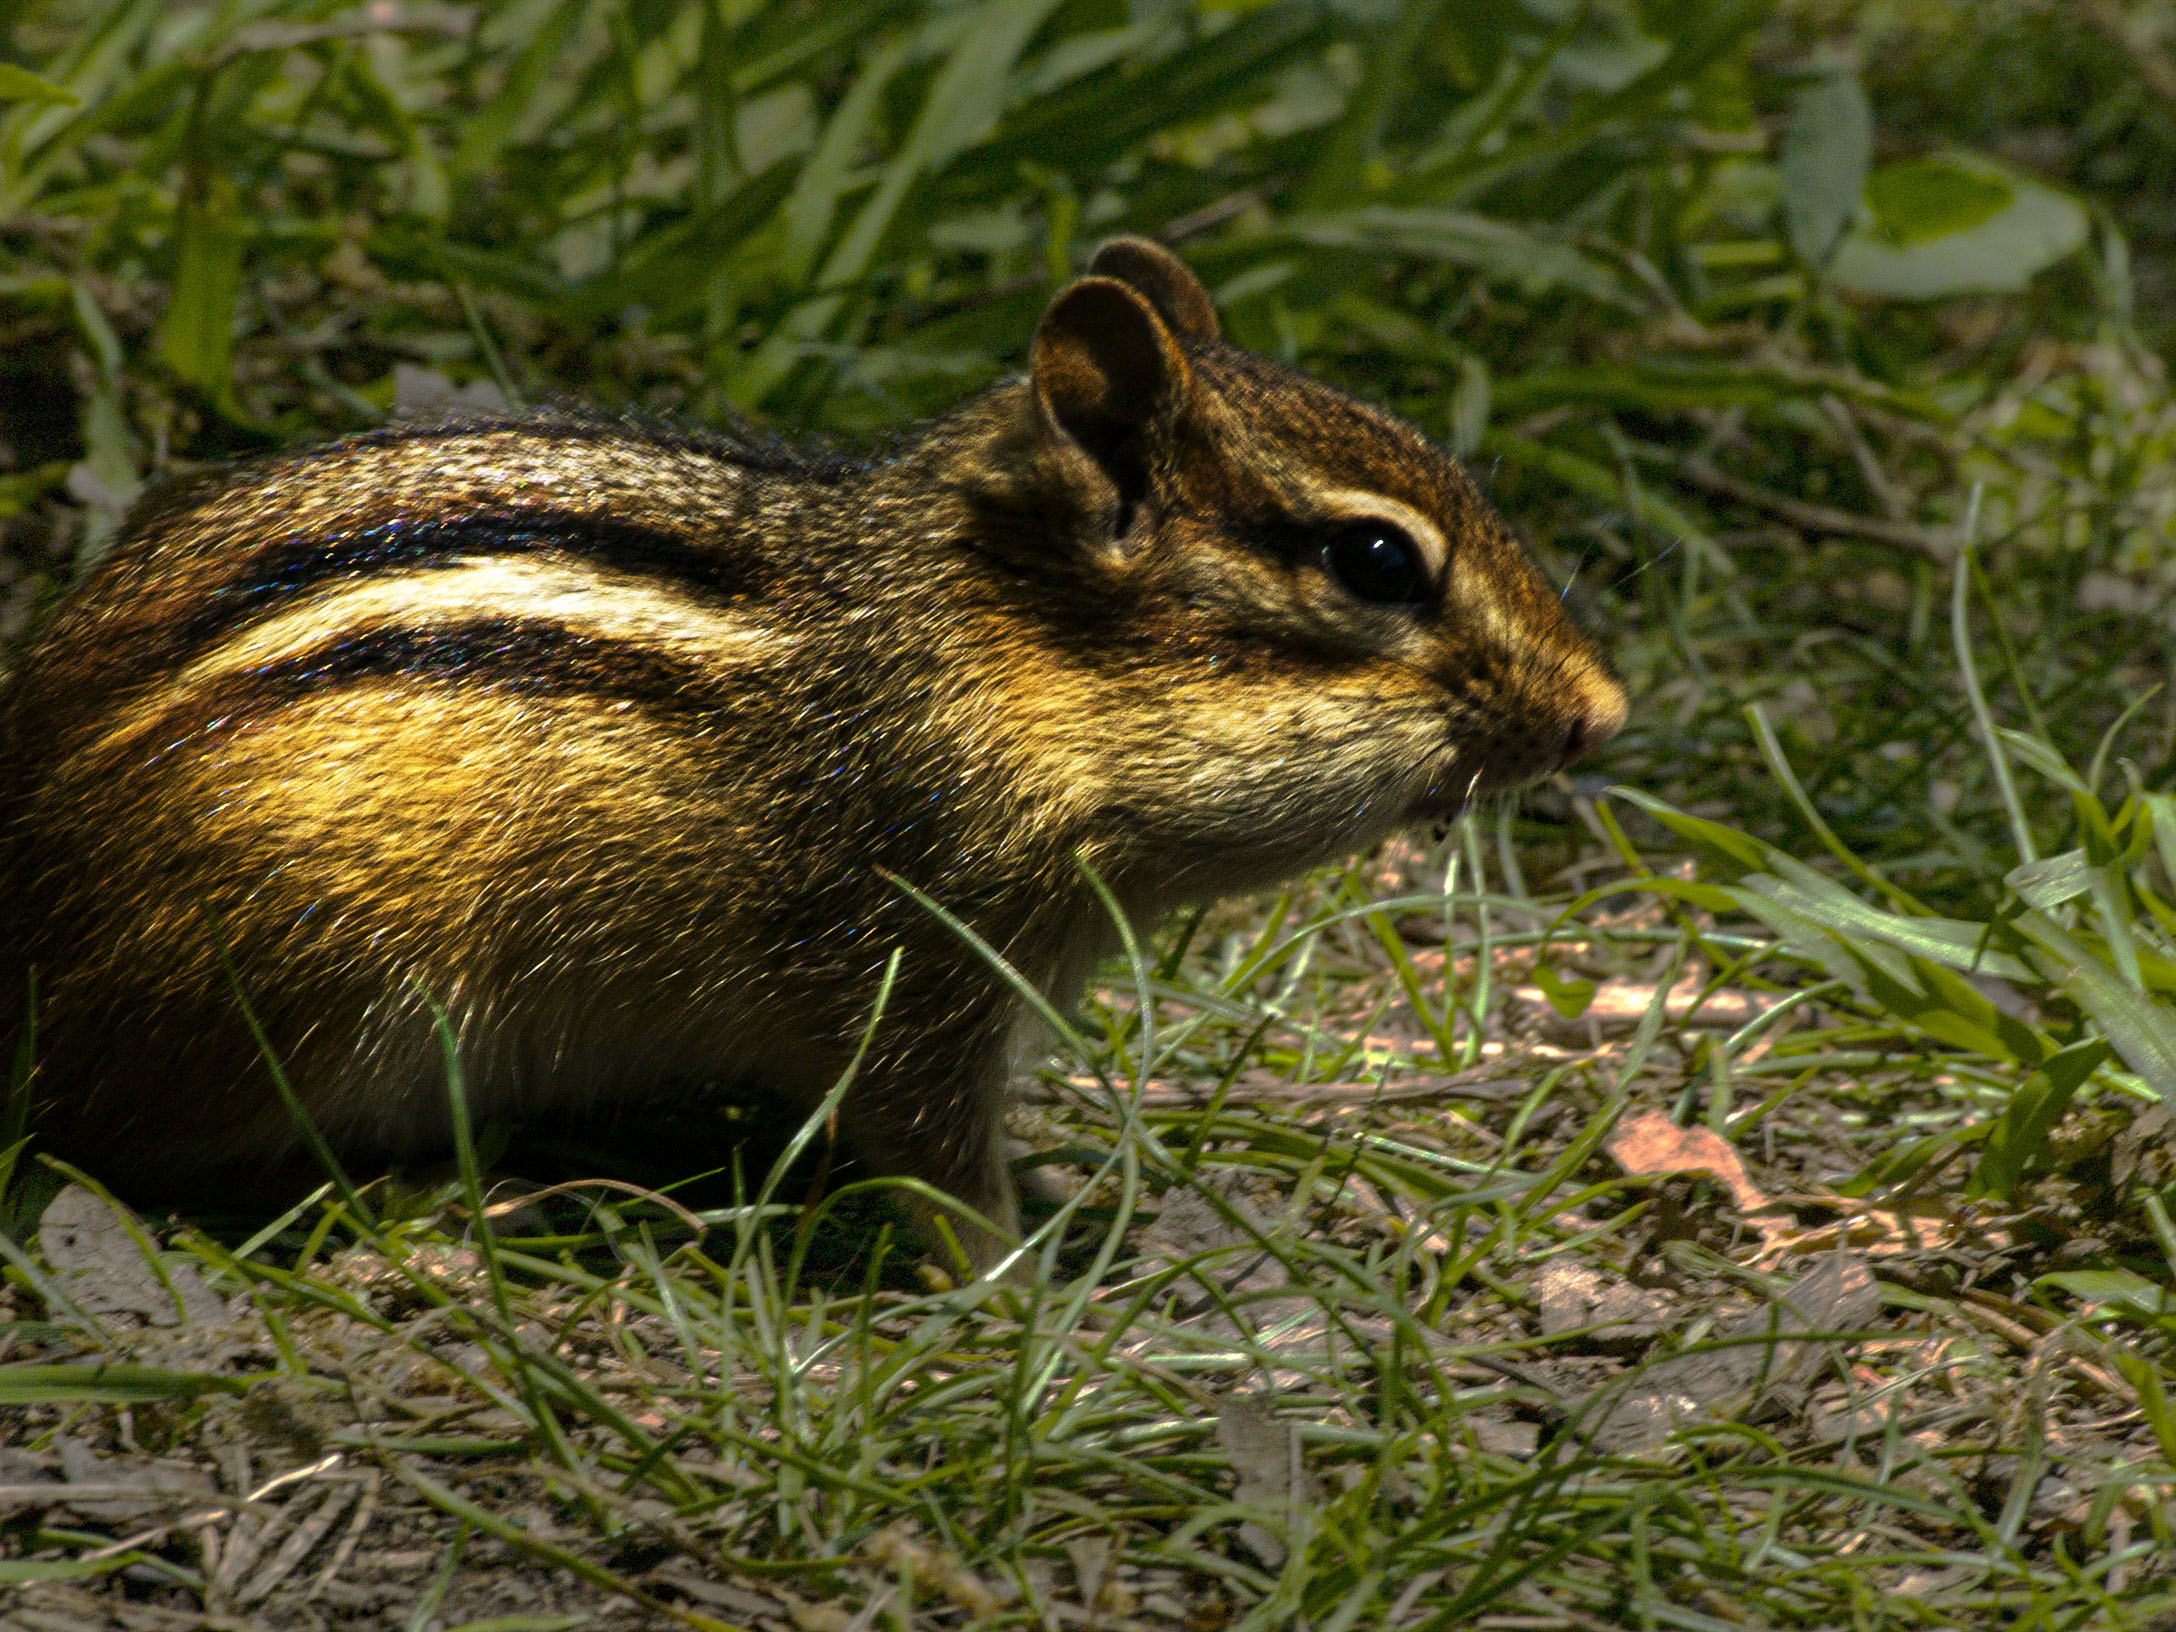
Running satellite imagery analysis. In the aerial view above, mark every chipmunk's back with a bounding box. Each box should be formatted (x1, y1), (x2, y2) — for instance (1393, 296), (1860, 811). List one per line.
(6, 418), (963, 1181)
(12, 420), (823, 726)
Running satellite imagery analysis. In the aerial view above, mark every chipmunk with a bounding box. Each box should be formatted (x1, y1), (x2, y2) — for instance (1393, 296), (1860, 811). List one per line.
(0, 239), (1624, 1271)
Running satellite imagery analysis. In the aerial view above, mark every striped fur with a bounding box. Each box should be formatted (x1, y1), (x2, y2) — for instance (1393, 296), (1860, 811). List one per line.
(0, 241), (1625, 1272)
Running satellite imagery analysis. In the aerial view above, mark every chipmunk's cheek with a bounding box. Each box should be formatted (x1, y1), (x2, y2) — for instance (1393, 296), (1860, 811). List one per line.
(1397, 681), (1542, 818)
(1343, 685), (1470, 825)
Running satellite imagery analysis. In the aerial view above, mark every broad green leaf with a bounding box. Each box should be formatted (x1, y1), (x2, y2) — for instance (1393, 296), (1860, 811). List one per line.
(1611, 789), (1772, 877)
(1620, 794), (2048, 988)
(1744, 860), (2039, 983)
(1570, 875), (1743, 917)
(1828, 942), (2050, 1066)
(2148, 794), (2176, 906)
(1863, 153), (2009, 243)
(2109, 1349), (2176, 1464)
(1916, 956), (2054, 1065)
(2129, 948), (2176, 997)
(1831, 152), (2088, 299)
(2041, 1268), (2176, 1318)
(1715, 881), (1871, 991)
(2122, 793), (2156, 868)
(0, 1555), (135, 1583)
(1970, 1038), (2111, 1199)
(1995, 728), (2090, 796)
(2007, 849), (2091, 912)
(0, 63), (79, 107)
(2018, 913), (2176, 1109)
(0, 1363), (254, 1403)
(819, 0), (1070, 289)
(159, 171), (243, 410)
(1780, 72), (1870, 265)
(2088, 862), (2145, 995)
(2075, 787), (2134, 868)
(1283, 208), (1630, 305)
(1530, 960), (1597, 1019)
(779, 35), (910, 288)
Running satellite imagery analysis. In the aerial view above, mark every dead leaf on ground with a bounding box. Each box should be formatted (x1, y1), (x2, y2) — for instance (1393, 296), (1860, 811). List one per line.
(1752, 1198), (1967, 1266)
(1064, 1532), (1138, 1622)
(39, 1184), (226, 1329)
(862, 1525), (1004, 1619)
(391, 362), (508, 417)
(1468, 1418), (1540, 1458)
(1214, 1395), (1321, 1569)
(1607, 1110), (1791, 1249)
(1536, 1261), (1670, 1340)
(51, 1437), (218, 1520)
(1142, 1182), (1276, 1268)
(1582, 1256), (1881, 1456)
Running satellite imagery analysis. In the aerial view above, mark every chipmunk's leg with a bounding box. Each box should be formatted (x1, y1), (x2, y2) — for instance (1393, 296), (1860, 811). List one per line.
(833, 1015), (1023, 1278)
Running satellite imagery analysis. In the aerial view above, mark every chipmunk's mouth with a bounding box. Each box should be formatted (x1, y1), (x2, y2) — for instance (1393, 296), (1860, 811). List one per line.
(1415, 704), (1617, 821)
(1408, 766), (1482, 827)
(1408, 737), (1567, 826)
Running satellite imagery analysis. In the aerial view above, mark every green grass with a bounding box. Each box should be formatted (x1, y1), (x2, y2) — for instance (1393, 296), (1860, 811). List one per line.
(5, 0), (2176, 1625)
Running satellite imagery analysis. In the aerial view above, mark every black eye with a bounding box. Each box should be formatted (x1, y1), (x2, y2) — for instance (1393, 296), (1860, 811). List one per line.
(1321, 523), (1430, 606)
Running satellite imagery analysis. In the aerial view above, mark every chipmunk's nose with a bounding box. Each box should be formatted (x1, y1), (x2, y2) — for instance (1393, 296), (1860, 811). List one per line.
(1558, 682), (1628, 769)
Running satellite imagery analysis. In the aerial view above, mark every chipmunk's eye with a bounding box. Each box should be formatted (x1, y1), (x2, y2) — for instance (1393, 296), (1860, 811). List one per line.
(1321, 523), (1430, 607)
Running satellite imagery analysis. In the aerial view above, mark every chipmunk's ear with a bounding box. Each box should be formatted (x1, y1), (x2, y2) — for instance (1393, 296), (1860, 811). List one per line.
(1031, 275), (1190, 509)
(1088, 238), (1220, 341)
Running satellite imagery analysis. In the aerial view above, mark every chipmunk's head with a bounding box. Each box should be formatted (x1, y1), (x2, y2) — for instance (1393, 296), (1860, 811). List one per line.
(954, 238), (1626, 890)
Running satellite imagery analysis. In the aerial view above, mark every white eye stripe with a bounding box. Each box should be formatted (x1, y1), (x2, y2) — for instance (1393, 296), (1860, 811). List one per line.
(1304, 488), (1448, 575)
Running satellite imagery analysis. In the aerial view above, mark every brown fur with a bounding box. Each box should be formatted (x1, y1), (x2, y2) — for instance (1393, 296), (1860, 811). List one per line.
(0, 240), (1624, 1271)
